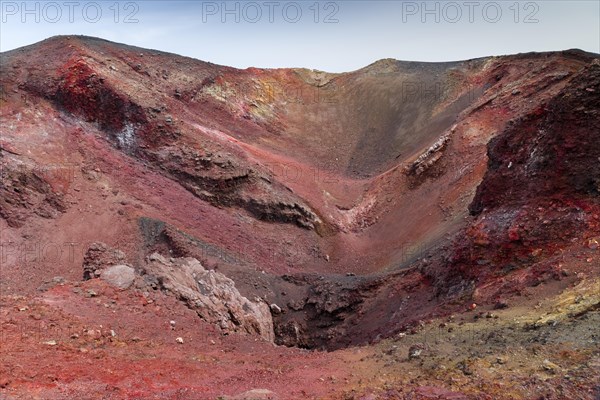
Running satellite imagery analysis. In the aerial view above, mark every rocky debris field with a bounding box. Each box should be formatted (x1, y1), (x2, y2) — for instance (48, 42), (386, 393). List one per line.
(1, 271), (598, 399)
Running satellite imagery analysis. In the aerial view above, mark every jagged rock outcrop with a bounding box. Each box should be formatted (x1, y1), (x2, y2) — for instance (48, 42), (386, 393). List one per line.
(154, 144), (323, 230)
(469, 62), (600, 214)
(82, 242), (128, 280)
(424, 61), (600, 297)
(141, 253), (274, 342)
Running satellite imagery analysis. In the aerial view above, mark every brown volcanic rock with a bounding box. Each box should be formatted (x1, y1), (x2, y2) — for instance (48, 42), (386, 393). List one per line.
(82, 242), (127, 280)
(0, 157), (67, 228)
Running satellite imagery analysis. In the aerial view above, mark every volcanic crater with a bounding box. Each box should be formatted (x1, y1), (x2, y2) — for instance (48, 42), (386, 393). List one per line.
(1, 36), (599, 399)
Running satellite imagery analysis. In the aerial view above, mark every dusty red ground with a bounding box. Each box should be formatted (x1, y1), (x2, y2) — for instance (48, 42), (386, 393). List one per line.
(1, 36), (599, 399)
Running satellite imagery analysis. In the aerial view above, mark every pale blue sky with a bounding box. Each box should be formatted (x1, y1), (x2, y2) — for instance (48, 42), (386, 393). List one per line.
(1, 1), (599, 72)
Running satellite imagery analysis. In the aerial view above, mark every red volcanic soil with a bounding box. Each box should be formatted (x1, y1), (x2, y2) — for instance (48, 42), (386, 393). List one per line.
(1, 36), (599, 399)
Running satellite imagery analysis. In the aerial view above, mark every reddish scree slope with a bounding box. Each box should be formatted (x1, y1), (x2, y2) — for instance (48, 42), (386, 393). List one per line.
(1, 36), (596, 282)
(1, 36), (599, 399)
